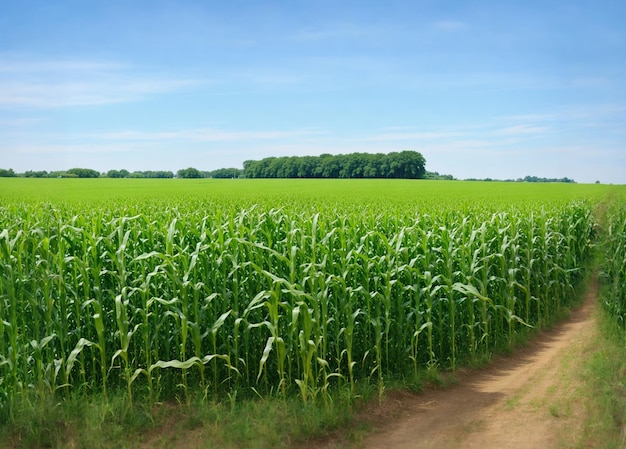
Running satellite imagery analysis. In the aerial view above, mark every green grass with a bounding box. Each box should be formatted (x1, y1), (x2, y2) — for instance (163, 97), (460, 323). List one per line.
(576, 306), (626, 448)
(0, 390), (359, 449)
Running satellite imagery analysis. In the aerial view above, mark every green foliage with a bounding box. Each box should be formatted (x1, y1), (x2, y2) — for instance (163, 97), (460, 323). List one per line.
(107, 169), (129, 178)
(208, 168), (243, 178)
(601, 199), (626, 327)
(177, 167), (204, 178)
(521, 175), (576, 183)
(464, 175), (577, 183)
(0, 168), (16, 177)
(0, 178), (610, 421)
(424, 171), (455, 180)
(66, 168), (100, 178)
(108, 170), (173, 178)
(580, 308), (626, 448)
(22, 170), (49, 178)
(243, 150), (426, 179)
(0, 390), (355, 449)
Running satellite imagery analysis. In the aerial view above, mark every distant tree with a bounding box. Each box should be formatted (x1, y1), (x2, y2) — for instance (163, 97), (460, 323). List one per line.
(316, 154), (341, 178)
(128, 171), (145, 178)
(66, 168), (100, 178)
(23, 170), (49, 178)
(464, 175), (576, 183)
(294, 156), (313, 178)
(209, 168), (243, 178)
(242, 160), (258, 178)
(107, 169), (124, 178)
(424, 171), (455, 180)
(177, 167), (203, 178)
(282, 157), (298, 177)
(522, 175), (575, 183)
(138, 170), (173, 178)
(0, 168), (17, 177)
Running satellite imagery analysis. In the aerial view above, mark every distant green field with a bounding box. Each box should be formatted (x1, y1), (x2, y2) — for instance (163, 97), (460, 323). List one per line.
(0, 177), (624, 419)
(0, 177), (617, 208)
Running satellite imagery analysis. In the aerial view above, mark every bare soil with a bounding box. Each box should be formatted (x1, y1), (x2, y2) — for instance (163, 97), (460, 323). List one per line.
(325, 280), (598, 449)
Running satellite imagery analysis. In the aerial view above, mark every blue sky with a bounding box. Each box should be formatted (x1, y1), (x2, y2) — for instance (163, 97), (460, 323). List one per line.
(1, 0), (625, 183)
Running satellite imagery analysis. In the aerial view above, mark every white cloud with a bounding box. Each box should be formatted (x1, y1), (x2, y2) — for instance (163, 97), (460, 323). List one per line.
(493, 124), (550, 135)
(359, 131), (463, 142)
(355, 121), (549, 146)
(95, 127), (322, 142)
(0, 117), (43, 127)
(0, 78), (200, 108)
(496, 113), (561, 123)
(0, 59), (127, 73)
(477, 104), (626, 131)
(7, 142), (144, 155)
(0, 56), (203, 108)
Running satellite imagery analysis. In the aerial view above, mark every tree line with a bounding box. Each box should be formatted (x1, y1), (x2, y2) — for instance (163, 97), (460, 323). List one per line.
(0, 167), (238, 179)
(0, 168), (177, 178)
(0, 166), (576, 183)
(464, 175), (576, 183)
(0, 151), (428, 179)
(242, 151), (427, 179)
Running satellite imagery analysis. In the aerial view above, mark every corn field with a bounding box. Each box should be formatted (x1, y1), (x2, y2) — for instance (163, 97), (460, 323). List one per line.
(0, 183), (598, 418)
(602, 204), (626, 327)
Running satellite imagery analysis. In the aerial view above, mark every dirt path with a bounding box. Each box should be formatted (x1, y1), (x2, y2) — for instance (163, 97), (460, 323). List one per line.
(353, 280), (598, 449)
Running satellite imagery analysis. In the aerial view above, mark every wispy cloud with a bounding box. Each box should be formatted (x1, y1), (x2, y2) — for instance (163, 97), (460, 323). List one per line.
(96, 127), (322, 142)
(496, 113), (561, 123)
(0, 78), (200, 108)
(0, 59), (127, 73)
(8, 142), (144, 155)
(493, 124), (550, 135)
(0, 56), (203, 108)
(359, 131), (463, 142)
(496, 104), (626, 129)
(360, 121), (549, 144)
(0, 117), (43, 127)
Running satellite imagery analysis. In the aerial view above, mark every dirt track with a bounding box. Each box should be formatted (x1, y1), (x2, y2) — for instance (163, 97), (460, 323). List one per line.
(354, 280), (598, 449)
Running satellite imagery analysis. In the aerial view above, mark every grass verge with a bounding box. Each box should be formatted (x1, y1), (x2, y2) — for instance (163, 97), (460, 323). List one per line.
(0, 390), (360, 449)
(578, 305), (626, 448)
